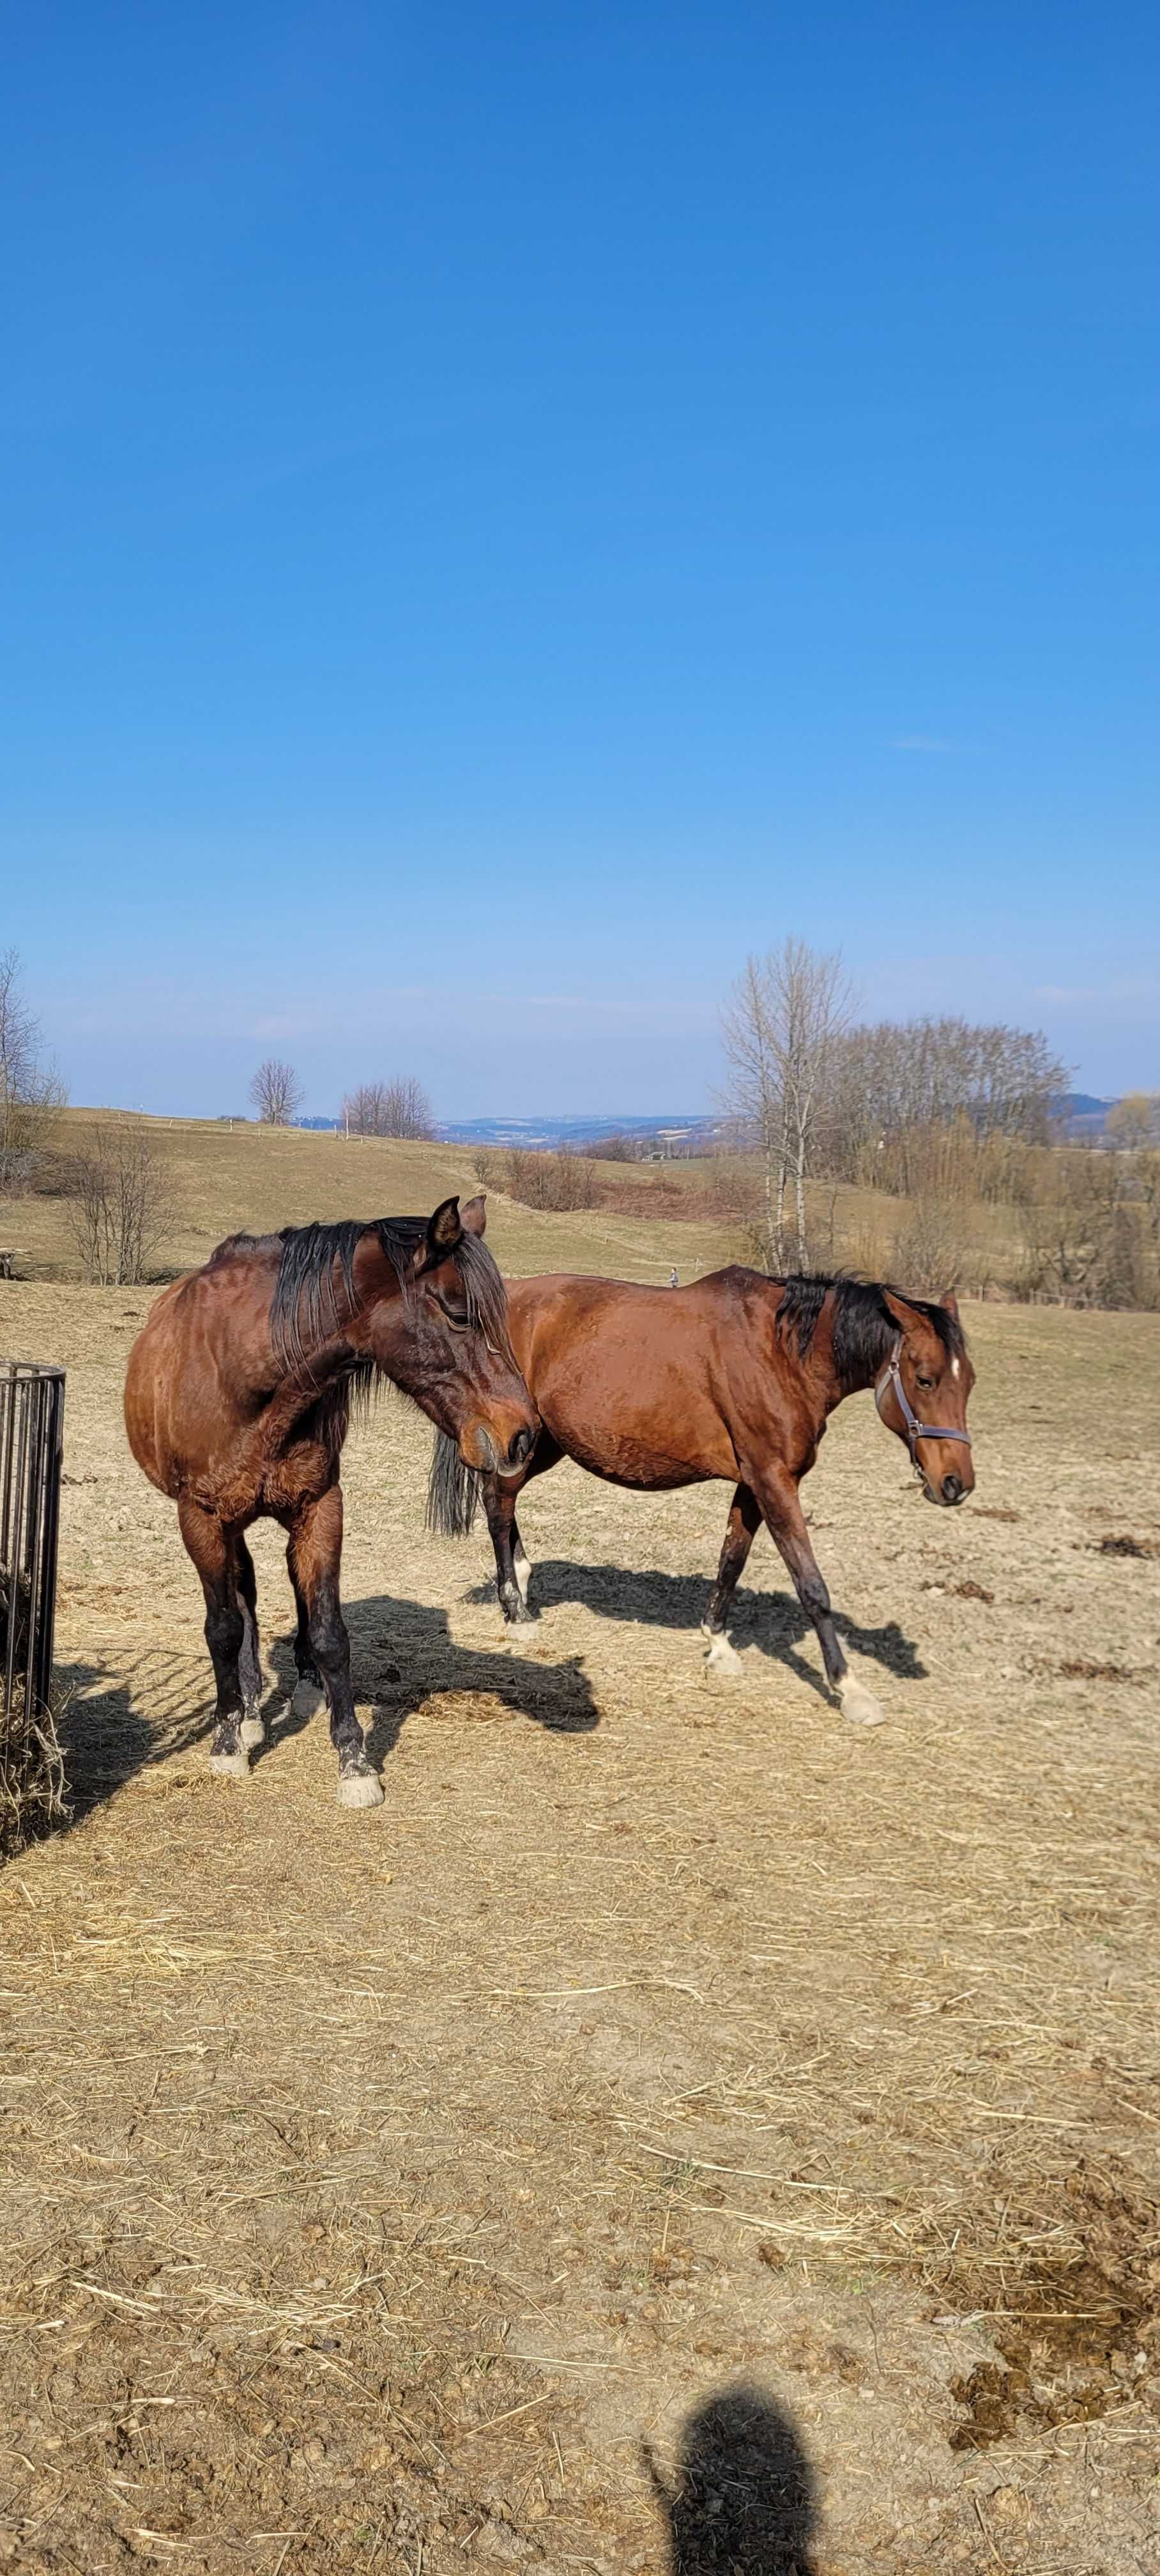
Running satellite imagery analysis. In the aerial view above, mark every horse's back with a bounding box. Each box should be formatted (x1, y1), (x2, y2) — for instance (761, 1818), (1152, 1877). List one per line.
(503, 1268), (768, 1485)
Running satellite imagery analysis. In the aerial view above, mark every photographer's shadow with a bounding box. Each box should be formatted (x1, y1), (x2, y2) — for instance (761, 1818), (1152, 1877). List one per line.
(647, 2383), (816, 2575)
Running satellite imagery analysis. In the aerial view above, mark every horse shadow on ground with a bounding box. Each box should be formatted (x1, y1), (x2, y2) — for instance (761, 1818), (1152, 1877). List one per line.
(646, 2382), (816, 2574)
(266, 1592), (599, 1768)
(471, 1559), (926, 1698)
(54, 1600), (597, 1820)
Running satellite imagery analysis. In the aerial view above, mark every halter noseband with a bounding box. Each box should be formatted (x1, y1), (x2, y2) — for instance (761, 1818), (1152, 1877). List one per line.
(874, 1337), (972, 1480)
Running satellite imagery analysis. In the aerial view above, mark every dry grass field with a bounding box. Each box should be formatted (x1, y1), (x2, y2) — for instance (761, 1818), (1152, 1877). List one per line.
(1, 1127), (1159, 2573)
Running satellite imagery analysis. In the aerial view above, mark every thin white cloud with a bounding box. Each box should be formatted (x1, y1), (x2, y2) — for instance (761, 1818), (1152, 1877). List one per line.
(890, 733), (954, 753)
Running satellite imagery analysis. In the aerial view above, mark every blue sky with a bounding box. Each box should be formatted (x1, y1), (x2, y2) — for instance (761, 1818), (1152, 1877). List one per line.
(3, 3), (1157, 1117)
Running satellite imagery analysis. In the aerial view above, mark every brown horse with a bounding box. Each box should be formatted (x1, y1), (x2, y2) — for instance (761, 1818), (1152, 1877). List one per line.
(427, 1266), (975, 1726)
(126, 1196), (537, 1806)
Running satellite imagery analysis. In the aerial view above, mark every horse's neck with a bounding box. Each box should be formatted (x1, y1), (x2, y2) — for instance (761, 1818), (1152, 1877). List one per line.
(814, 1292), (892, 1415)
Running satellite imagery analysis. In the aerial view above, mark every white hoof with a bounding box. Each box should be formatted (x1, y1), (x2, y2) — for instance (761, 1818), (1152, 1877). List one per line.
(209, 1748), (250, 1781)
(239, 1710), (266, 1750)
(504, 1621), (540, 1654)
(291, 1678), (326, 1719)
(337, 1767), (385, 1810)
(513, 1544), (531, 1606)
(839, 1678), (887, 1728)
(701, 1627), (744, 1677)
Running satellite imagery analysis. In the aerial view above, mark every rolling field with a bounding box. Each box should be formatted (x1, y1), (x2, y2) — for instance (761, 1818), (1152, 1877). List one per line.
(1, 1133), (1159, 2573)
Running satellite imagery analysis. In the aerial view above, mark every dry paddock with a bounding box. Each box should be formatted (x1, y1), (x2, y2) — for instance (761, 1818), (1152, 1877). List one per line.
(1, 1280), (1158, 2576)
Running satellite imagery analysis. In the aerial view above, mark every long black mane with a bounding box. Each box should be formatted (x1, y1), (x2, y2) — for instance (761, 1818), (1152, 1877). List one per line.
(209, 1216), (512, 1381)
(774, 1271), (965, 1393)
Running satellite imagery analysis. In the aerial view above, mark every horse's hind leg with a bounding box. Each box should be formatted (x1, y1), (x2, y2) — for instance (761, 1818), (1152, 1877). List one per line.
(701, 1483), (761, 1674)
(287, 1485), (383, 1810)
(234, 1535), (266, 1750)
(178, 1500), (250, 1780)
(750, 1464), (885, 1726)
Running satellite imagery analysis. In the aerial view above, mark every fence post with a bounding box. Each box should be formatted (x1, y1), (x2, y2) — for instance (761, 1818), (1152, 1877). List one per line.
(1, 1360), (66, 1853)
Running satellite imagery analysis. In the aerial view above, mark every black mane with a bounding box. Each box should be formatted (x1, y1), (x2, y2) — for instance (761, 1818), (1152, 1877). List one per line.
(266, 1216), (511, 1377)
(774, 1271), (966, 1393)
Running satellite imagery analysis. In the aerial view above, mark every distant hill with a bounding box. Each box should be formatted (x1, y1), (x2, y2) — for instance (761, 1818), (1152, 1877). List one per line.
(434, 1113), (723, 1153)
(1055, 1091), (1118, 1138)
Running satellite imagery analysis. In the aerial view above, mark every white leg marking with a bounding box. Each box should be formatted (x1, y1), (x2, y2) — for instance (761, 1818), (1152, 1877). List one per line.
(239, 1710), (266, 1750)
(337, 1768), (385, 1810)
(839, 1676), (887, 1727)
(701, 1625), (744, 1677)
(512, 1541), (531, 1605)
(209, 1747), (250, 1781)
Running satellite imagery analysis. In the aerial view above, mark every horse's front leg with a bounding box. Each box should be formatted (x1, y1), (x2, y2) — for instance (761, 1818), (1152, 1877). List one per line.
(179, 1500), (250, 1779)
(751, 1464), (886, 1726)
(287, 1485), (384, 1808)
(234, 1533), (266, 1750)
(482, 1471), (537, 1633)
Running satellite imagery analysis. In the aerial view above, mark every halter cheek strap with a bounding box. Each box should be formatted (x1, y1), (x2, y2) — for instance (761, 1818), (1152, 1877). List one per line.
(874, 1338), (972, 1474)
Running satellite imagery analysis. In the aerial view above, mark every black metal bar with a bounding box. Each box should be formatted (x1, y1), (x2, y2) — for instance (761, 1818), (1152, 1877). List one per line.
(1, 1362), (66, 1811)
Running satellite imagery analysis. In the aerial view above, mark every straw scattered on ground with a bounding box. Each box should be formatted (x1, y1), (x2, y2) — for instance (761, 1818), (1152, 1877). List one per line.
(1, 1264), (1158, 2573)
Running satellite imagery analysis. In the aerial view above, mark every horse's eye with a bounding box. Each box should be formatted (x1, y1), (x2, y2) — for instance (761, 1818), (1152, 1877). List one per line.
(916, 1372), (936, 1391)
(435, 1293), (470, 1331)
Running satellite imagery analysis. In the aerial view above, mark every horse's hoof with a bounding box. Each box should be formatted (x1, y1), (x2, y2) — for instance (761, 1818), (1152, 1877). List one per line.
(209, 1748), (250, 1781)
(504, 1621), (540, 1654)
(337, 1763), (385, 1810)
(701, 1627), (743, 1677)
(239, 1710), (265, 1749)
(291, 1677), (326, 1719)
(839, 1679), (887, 1727)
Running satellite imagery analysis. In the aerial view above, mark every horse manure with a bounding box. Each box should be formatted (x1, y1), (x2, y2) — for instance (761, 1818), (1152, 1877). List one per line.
(947, 2162), (1159, 2451)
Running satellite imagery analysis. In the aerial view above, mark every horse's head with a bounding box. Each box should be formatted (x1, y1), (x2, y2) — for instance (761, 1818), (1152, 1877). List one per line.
(388, 1193), (539, 1478)
(876, 1291), (975, 1505)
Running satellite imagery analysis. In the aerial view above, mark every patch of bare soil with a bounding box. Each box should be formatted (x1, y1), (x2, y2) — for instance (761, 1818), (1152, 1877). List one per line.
(1, 1285), (1159, 2573)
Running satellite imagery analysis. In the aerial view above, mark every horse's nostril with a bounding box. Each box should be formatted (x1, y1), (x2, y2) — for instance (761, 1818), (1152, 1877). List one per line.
(942, 1473), (963, 1505)
(508, 1426), (535, 1469)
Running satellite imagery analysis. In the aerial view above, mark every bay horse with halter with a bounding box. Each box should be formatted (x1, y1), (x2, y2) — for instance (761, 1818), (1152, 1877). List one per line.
(125, 1196), (537, 1805)
(427, 1265), (974, 1727)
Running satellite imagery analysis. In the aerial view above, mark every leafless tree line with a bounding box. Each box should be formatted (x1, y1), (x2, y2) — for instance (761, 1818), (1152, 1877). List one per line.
(247, 1058), (436, 1138)
(342, 1077), (434, 1140)
(721, 938), (1071, 1271)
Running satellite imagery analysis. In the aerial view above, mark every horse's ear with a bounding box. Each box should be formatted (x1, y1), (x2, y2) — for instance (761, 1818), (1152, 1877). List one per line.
(940, 1290), (960, 1321)
(421, 1197), (462, 1266)
(881, 1289), (913, 1337)
(461, 1193), (487, 1236)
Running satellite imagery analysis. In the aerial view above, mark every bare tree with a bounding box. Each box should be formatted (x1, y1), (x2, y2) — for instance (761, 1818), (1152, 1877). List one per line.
(1106, 1091), (1160, 1152)
(63, 1124), (180, 1285)
(342, 1076), (434, 1140)
(0, 948), (66, 1180)
(250, 1059), (303, 1126)
(721, 939), (853, 1268)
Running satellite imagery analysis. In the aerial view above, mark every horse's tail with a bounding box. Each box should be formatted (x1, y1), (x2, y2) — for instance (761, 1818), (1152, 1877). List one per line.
(425, 1430), (482, 1537)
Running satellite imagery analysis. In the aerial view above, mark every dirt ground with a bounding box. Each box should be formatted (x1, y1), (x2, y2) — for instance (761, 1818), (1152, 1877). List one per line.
(1, 1259), (1159, 2574)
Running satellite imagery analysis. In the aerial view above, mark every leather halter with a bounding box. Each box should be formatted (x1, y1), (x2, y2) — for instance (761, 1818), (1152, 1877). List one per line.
(874, 1338), (972, 1478)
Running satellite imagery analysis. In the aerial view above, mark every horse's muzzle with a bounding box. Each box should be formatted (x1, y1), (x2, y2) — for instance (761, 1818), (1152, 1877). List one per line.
(463, 1418), (539, 1477)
